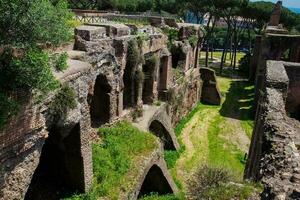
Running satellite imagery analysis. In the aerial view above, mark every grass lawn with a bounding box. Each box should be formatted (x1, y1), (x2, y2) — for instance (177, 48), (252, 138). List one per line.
(200, 51), (246, 68)
(64, 122), (160, 200)
(165, 74), (256, 199)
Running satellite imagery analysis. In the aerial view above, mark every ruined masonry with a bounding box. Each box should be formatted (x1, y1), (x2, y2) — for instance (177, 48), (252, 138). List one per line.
(0, 17), (221, 200)
(246, 2), (300, 199)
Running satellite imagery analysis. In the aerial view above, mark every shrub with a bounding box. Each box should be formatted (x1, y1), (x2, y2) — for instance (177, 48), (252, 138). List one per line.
(188, 165), (232, 199)
(49, 85), (77, 121)
(52, 52), (68, 71)
(239, 53), (251, 77)
(188, 165), (257, 200)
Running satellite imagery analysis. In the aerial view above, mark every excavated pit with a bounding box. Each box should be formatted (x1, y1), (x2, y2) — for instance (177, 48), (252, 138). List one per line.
(24, 124), (84, 200)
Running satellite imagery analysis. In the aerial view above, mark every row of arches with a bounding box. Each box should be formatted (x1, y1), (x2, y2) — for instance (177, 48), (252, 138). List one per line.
(89, 54), (170, 127)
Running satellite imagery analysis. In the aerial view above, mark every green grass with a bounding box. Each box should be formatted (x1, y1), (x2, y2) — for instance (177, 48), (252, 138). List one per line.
(64, 122), (159, 200)
(168, 74), (256, 199)
(140, 194), (181, 200)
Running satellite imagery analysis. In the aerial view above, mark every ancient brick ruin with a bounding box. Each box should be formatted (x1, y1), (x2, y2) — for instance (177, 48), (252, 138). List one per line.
(246, 3), (300, 199)
(0, 17), (221, 199)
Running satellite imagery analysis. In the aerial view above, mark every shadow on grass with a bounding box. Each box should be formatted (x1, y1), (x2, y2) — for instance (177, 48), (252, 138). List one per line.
(219, 80), (255, 121)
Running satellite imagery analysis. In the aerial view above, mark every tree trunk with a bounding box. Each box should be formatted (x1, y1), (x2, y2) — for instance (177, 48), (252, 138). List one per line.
(220, 25), (231, 74)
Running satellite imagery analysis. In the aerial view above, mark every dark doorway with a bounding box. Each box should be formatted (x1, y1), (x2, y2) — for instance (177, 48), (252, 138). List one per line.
(138, 165), (173, 198)
(123, 65), (137, 109)
(149, 120), (176, 150)
(142, 60), (155, 104)
(90, 74), (111, 127)
(25, 124), (84, 200)
(171, 46), (185, 69)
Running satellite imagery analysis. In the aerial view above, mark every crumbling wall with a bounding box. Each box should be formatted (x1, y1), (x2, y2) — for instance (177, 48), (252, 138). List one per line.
(0, 22), (204, 199)
(200, 67), (222, 105)
(245, 61), (300, 199)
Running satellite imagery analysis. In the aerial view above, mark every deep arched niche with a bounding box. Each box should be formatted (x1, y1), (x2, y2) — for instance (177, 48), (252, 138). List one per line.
(138, 165), (173, 198)
(25, 123), (84, 200)
(149, 120), (176, 151)
(90, 74), (111, 127)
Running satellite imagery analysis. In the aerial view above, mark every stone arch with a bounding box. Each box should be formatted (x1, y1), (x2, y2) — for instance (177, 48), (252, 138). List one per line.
(90, 74), (112, 127)
(138, 164), (173, 198)
(149, 120), (176, 151)
(25, 123), (85, 200)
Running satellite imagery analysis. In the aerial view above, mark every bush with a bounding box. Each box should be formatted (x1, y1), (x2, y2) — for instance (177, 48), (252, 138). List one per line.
(188, 165), (257, 200)
(188, 165), (231, 199)
(0, 0), (73, 47)
(239, 53), (251, 77)
(52, 52), (68, 71)
(49, 85), (77, 121)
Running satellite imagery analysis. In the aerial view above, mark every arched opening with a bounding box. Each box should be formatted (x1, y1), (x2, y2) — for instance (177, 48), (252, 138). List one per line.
(90, 74), (111, 127)
(149, 120), (176, 150)
(25, 124), (84, 200)
(138, 165), (173, 198)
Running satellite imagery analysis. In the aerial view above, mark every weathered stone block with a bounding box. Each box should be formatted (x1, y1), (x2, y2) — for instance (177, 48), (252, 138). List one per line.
(75, 25), (106, 41)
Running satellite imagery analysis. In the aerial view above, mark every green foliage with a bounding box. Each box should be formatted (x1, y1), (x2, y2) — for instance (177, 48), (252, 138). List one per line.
(49, 85), (77, 121)
(0, 48), (59, 94)
(239, 53), (251, 77)
(188, 35), (198, 47)
(127, 39), (144, 73)
(52, 52), (68, 71)
(0, 48), (59, 128)
(164, 150), (180, 168)
(0, 93), (19, 130)
(69, 0), (180, 14)
(67, 122), (158, 199)
(162, 28), (179, 49)
(137, 33), (150, 48)
(140, 193), (181, 200)
(0, 0), (73, 47)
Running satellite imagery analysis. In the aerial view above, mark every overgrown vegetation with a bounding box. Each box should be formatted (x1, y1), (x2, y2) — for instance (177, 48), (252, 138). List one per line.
(0, 0), (73, 47)
(0, 48), (59, 129)
(188, 165), (258, 200)
(64, 122), (158, 200)
(49, 85), (77, 122)
(0, 0), (73, 130)
(52, 52), (69, 71)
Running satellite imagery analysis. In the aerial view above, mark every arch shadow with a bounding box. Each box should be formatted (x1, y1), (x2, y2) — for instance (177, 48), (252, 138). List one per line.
(25, 123), (85, 200)
(149, 120), (176, 151)
(138, 164), (174, 198)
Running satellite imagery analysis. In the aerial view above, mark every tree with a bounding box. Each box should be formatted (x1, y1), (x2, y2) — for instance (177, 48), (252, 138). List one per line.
(0, 0), (73, 47)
